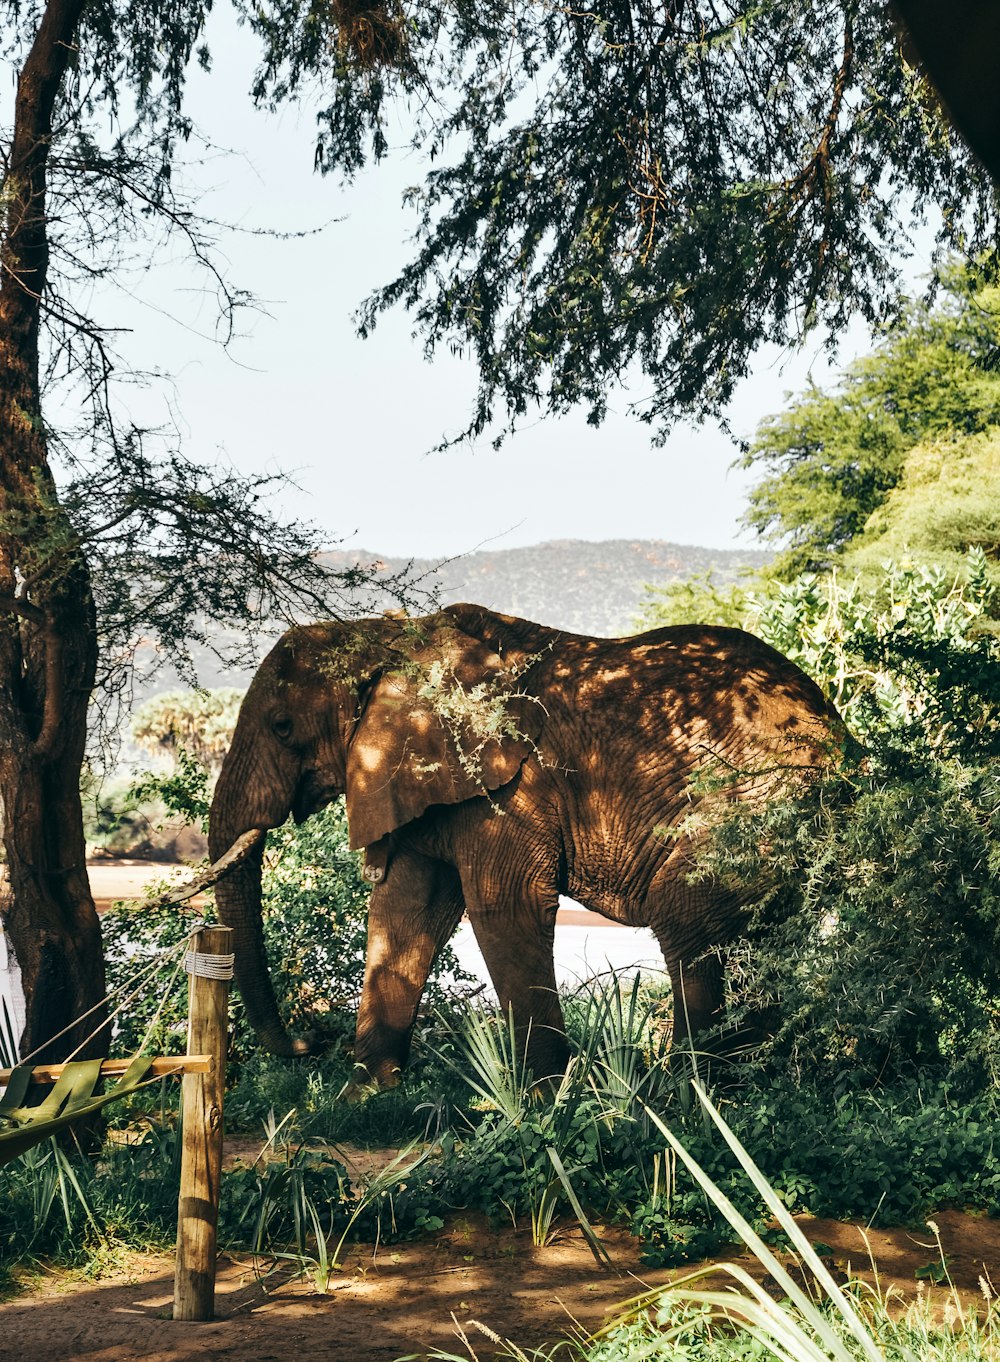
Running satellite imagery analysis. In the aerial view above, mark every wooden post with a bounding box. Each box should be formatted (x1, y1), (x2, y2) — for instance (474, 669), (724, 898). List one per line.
(173, 924), (232, 1322)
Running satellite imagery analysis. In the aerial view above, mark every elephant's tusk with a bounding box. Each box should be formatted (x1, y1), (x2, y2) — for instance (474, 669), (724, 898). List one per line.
(136, 828), (268, 914)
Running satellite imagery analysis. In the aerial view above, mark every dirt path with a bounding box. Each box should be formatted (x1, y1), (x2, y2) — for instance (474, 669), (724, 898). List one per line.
(3, 1208), (998, 1362)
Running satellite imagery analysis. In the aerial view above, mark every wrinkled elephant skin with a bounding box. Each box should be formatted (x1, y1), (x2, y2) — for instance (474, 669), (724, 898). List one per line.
(209, 604), (846, 1084)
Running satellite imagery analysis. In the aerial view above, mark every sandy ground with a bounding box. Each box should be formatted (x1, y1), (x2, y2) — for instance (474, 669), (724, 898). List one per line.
(88, 860), (192, 910)
(2, 1205), (998, 1362)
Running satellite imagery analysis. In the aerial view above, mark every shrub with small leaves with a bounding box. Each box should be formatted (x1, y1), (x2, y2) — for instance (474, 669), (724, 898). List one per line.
(102, 750), (471, 1061)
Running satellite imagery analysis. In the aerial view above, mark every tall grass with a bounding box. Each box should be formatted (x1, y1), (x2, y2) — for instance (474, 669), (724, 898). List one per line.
(430, 977), (687, 1253)
(226, 1111), (429, 1292)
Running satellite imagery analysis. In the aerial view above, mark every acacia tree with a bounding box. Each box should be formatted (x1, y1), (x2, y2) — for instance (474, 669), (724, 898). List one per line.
(1, 0), (995, 1061)
(0, 0), (415, 1060)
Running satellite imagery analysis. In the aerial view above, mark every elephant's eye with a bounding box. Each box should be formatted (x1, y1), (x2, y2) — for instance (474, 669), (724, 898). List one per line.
(271, 714), (293, 741)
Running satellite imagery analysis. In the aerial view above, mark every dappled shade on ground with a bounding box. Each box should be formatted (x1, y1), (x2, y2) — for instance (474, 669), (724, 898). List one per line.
(2, 1208), (998, 1362)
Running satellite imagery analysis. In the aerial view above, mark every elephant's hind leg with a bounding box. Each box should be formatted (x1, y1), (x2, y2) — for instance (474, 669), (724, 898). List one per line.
(662, 949), (725, 1055)
(352, 854), (464, 1091)
(467, 896), (569, 1082)
(647, 848), (741, 1062)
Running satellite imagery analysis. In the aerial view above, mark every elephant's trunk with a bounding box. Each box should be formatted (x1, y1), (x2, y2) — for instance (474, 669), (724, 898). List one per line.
(209, 756), (310, 1058)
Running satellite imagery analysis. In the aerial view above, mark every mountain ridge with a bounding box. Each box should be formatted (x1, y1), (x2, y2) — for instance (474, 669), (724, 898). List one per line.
(320, 536), (769, 638)
(144, 537), (770, 697)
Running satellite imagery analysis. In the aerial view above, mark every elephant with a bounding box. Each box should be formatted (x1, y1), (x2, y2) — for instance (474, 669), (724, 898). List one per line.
(209, 603), (846, 1086)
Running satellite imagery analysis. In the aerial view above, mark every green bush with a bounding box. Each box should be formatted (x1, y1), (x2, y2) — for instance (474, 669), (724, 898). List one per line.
(103, 756), (471, 1066)
(643, 552), (1000, 1088)
(375, 992), (1000, 1268)
(707, 753), (1000, 1088)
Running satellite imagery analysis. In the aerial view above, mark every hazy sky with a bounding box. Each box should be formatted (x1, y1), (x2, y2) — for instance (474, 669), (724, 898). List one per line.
(39, 13), (932, 560)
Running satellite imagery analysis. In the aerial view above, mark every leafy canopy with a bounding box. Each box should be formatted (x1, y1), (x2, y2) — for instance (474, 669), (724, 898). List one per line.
(844, 429), (1000, 588)
(350, 2), (998, 442)
(5, 0), (997, 453)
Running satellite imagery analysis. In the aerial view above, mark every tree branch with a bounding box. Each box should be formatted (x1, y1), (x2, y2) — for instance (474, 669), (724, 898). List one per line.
(0, 592), (44, 624)
(142, 828), (267, 913)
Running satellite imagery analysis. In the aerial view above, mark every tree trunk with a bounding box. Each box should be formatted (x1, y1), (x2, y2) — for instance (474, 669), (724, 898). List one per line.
(0, 0), (108, 1061)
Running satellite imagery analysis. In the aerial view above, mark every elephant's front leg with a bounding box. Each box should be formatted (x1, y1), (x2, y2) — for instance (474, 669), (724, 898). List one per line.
(352, 855), (464, 1091)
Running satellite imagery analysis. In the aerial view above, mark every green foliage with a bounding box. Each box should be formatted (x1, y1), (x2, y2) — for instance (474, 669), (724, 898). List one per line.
(350, 5), (998, 442)
(219, 1131), (352, 1259)
(0, 1124), (182, 1273)
(130, 689), (245, 774)
(845, 430), (1000, 593)
(426, 1090), (1000, 1362)
(640, 551), (998, 754)
(223, 1045), (465, 1147)
(744, 263), (1000, 576)
(5, 2), (999, 453)
(128, 748), (212, 829)
(5, 1001), (1000, 1286)
(749, 552), (998, 750)
(82, 745), (214, 858)
(671, 558), (1000, 1087)
(392, 982), (733, 1262)
(382, 993), (1000, 1271)
(705, 747), (1000, 1087)
(0, 1114), (361, 1280)
(636, 573), (752, 632)
(569, 1297), (1000, 1362)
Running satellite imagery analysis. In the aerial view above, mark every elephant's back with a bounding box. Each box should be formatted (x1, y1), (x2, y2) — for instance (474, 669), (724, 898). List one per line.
(537, 623), (844, 774)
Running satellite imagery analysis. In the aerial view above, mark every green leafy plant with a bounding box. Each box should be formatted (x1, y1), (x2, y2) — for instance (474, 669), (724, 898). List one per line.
(221, 1110), (429, 1292)
(643, 552), (1000, 1089)
(411, 981), (731, 1262)
(419, 1086), (1000, 1362)
(633, 1084), (886, 1362)
(743, 260), (1000, 581)
(102, 754), (473, 1062)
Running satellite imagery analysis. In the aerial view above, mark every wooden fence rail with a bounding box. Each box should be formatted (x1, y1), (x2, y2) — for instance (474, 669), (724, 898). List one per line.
(0, 923), (232, 1323)
(0, 1056), (211, 1085)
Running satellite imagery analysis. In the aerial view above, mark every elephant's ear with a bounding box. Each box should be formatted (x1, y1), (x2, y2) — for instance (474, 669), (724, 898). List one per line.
(344, 615), (543, 850)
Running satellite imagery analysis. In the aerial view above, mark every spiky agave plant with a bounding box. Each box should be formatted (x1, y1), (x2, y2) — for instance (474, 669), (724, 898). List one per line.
(436, 981), (670, 1255)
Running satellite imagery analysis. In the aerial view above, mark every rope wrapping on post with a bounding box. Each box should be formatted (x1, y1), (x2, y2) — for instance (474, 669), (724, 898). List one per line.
(183, 951), (234, 981)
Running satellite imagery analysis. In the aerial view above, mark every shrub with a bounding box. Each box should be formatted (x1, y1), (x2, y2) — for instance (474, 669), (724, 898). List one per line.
(103, 752), (472, 1064)
(643, 553), (1000, 1089)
